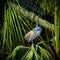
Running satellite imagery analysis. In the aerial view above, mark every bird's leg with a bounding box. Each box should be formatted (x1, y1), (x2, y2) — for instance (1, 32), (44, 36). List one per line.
(28, 41), (30, 47)
(32, 40), (33, 44)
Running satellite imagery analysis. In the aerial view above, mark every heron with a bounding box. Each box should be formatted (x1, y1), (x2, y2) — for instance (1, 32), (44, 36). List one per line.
(24, 20), (42, 44)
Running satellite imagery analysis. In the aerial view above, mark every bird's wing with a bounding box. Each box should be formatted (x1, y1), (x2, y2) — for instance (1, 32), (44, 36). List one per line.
(24, 31), (32, 40)
(29, 30), (37, 41)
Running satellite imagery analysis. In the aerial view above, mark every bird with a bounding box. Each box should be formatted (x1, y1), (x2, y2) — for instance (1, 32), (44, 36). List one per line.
(24, 20), (42, 44)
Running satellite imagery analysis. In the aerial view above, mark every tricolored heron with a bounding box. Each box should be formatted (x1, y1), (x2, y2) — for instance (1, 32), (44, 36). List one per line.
(24, 20), (42, 44)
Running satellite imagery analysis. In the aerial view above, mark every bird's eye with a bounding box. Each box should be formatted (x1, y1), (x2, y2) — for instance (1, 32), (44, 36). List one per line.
(37, 28), (40, 31)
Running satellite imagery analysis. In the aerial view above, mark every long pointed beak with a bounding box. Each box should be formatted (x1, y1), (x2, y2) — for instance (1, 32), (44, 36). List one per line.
(36, 20), (38, 28)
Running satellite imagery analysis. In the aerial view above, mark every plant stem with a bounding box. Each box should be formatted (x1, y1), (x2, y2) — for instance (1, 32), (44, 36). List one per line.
(54, 1), (60, 59)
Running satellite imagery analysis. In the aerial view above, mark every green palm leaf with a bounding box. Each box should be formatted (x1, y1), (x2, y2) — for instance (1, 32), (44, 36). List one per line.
(8, 44), (55, 60)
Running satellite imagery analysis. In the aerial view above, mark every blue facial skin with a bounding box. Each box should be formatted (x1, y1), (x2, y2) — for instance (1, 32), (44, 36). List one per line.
(35, 20), (42, 35)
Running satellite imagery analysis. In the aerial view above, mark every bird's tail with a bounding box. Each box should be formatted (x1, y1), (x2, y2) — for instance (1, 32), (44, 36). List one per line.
(24, 37), (26, 40)
(24, 37), (27, 41)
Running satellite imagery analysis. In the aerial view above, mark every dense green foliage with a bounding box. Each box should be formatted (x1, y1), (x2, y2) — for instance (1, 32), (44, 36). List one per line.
(8, 44), (56, 60)
(0, 0), (60, 60)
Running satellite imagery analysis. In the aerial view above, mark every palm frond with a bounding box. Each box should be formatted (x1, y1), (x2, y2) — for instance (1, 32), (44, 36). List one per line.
(8, 44), (56, 60)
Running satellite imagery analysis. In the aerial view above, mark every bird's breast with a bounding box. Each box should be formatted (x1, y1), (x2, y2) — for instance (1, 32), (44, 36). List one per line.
(36, 29), (42, 36)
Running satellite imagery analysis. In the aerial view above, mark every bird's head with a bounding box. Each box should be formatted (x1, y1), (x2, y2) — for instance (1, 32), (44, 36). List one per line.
(34, 26), (42, 31)
(35, 20), (42, 33)
(34, 26), (42, 36)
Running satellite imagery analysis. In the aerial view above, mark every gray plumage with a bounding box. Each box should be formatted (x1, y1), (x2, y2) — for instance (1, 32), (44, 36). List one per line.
(24, 27), (42, 42)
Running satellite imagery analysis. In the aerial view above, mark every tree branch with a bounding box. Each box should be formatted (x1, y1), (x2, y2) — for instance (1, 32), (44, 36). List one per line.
(17, 6), (54, 31)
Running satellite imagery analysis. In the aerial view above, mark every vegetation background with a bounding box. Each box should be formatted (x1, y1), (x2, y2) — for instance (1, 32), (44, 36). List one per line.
(0, 0), (60, 60)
